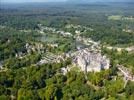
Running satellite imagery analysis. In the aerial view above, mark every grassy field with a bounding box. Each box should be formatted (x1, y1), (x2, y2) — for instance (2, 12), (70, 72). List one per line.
(108, 15), (122, 20)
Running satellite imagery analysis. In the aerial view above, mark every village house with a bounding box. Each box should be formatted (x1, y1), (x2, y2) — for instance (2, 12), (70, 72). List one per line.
(47, 43), (58, 48)
(117, 64), (134, 82)
(57, 31), (72, 37)
(0, 62), (3, 70)
(126, 46), (134, 52)
(60, 67), (71, 75)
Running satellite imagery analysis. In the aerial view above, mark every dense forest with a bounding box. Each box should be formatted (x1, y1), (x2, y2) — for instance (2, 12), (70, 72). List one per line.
(0, 2), (134, 100)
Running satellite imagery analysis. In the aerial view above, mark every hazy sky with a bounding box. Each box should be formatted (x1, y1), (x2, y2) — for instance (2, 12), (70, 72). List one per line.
(1, 0), (66, 3)
(1, 0), (133, 3)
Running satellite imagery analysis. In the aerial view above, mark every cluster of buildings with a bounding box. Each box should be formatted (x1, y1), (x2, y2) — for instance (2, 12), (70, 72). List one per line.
(122, 25), (134, 33)
(74, 49), (110, 72)
(38, 24), (72, 37)
(117, 64), (134, 87)
(75, 36), (101, 52)
(105, 46), (134, 52)
(16, 43), (44, 58)
(122, 29), (134, 33)
(25, 43), (44, 53)
(37, 52), (67, 66)
(57, 31), (72, 37)
(65, 24), (94, 31)
(37, 24), (110, 73)
(59, 47), (110, 74)
(39, 25), (56, 33)
(117, 65), (134, 82)
(47, 43), (59, 48)
(38, 24), (94, 38)
(122, 16), (134, 21)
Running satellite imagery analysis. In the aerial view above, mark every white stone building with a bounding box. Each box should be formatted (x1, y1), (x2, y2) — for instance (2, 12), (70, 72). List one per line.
(75, 49), (110, 72)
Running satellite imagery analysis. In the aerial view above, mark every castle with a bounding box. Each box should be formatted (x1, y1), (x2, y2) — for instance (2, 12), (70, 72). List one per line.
(75, 49), (110, 72)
